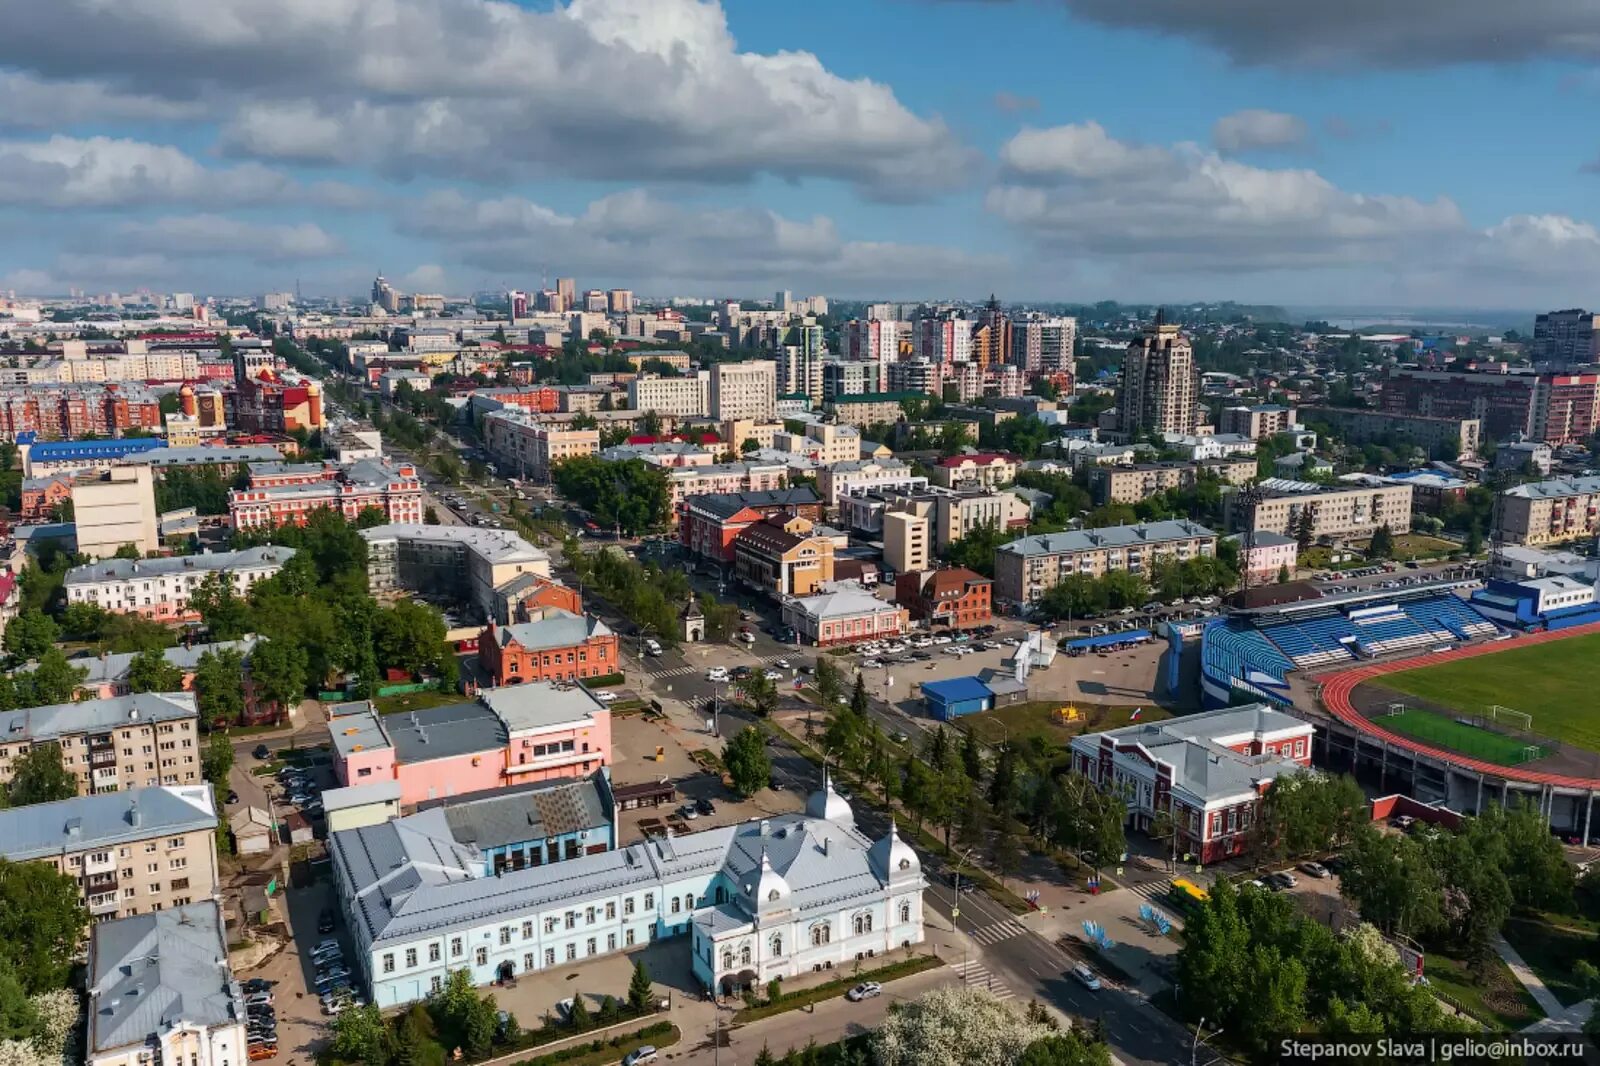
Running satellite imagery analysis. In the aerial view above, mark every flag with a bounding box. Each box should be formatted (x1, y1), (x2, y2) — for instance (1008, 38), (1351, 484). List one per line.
(1129, 707), (1143, 721)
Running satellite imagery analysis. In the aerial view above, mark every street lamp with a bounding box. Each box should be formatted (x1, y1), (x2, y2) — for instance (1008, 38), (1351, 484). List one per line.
(1191, 1017), (1224, 1066)
(951, 846), (977, 979)
(635, 623), (656, 662)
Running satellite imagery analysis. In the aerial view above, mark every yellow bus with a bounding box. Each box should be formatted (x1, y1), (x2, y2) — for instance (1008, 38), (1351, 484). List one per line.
(1169, 878), (1209, 912)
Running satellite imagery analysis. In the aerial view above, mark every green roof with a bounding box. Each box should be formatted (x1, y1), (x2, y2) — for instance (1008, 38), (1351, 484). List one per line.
(828, 392), (925, 405)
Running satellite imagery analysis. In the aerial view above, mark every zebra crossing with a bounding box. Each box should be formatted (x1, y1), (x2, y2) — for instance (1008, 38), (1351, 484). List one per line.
(967, 917), (1029, 947)
(950, 959), (1014, 1000)
(644, 653), (798, 681)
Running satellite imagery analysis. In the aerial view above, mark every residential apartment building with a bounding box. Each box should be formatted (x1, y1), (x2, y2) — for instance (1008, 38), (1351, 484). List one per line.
(483, 408), (600, 481)
(886, 359), (944, 397)
(72, 465), (160, 559)
(607, 289), (634, 314)
(362, 524), (551, 621)
(665, 461), (790, 519)
(1218, 404), (1298, 441)
(822, 360), (878, 402)
(1496, 475), (1600, 546)
(228, 458), (424, 530)
(18, 473), (71, 521)
(1224, 479), (1413, 543)
(913, 315), (971, 365)
(478, 609), (618, 688)
(1225, 532), (1299, 583)
(826, 392), (920, 428)
(0, 784), (219, 921)
(64, 547), (296, 622)
(995, 521), (1217, 605)
(817, 459), (925, 508)
(1090, 458), (1257, 505)
(678, 486), (824, 564)
(627, 372), (711, 418)
(1116, 318), (1200, 437)
(732, 515), (836, 597)
(1010, 315), (1076, 374)
(1299, 405), (1480, 460)
(0, 383), (163, 441)
(709, 360), (777, 421)
(883, 510), (932, 575)
(0, 692), (201, 796)
(894, 568), (993, 630)
(1379, 366), (1600, 445)
(1532, 308), (1599, 367)
(88, 901), (245, 1066)
(1068, 705), (1312, 864)
(769, 422), (860, 465)
(928, 453), (1019, 491)
(837, 319), (899, 393)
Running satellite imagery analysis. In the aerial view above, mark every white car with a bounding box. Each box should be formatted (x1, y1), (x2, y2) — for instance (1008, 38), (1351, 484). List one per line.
(883, 642), (907, 654)
(706, 667), (730, 682)
(774, 659), (791, 670)
(763, 669), (782, 681)
(932, 635), (952, 645)
(861, 659), (883, 669)
(911, 637), (934, 648)
(593, 691), (618, 703)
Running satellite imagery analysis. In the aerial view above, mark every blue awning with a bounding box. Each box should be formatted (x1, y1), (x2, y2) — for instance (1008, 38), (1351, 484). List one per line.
(1066, 628), (1152, 649)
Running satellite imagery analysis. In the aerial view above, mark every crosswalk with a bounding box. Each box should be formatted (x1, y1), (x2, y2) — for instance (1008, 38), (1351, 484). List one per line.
(967, 917), (1029, 947)
(1124, 878), (1175, 904)
(950, 958), (1014, 1000)
(643, 653), (799, 681)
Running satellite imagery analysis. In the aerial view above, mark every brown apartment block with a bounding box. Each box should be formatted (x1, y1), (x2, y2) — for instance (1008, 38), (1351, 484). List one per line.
(895, 568), (993, 629)
(0, 693), (201, 796)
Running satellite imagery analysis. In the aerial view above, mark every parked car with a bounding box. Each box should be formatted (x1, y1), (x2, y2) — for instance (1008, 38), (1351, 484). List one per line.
(1299, 861), (1330, 879)
(846, 982), (883, 1001)
(253, 744), (272, 760)
(1071, 964), (1102, 991)
(706, 667), (729, 682)
(678, 804), (699, 820)
(695, 797), (716, 816)
(622, 1046), (659, 1066)
(318, 909), (336, 934)
(226, 790), (240, 805)
(593, 690), (618, 703)
(244, 992), (274, 1008)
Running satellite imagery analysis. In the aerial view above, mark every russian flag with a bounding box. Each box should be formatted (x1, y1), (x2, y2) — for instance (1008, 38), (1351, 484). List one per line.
(1129, 707), (1143, 721)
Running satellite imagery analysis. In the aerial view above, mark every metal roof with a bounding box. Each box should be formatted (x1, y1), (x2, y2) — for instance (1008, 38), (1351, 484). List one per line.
(998, 520), (1214, 558)
(921, 677), (991, 703)
(479, 682), (607, 734)
(0, 691), (197, 744)
(64, 547), (296, 587)
(496, 610), (612, 653)
(430, 772), (610, 851)
(0, 784), (216, 861)
(386, 701), (507, 764)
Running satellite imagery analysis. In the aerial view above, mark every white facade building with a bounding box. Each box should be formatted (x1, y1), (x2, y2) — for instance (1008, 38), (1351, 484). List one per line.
(64, 547), (296, 620)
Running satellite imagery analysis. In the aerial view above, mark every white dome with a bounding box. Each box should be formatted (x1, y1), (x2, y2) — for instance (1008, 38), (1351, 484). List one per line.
(868, 818), (920, 882)
(805, 768), (853, 826)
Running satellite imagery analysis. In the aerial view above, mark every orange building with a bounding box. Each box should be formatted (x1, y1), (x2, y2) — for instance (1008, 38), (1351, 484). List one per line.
(478, 608), (619, 687)
(895, 567), (994, 630)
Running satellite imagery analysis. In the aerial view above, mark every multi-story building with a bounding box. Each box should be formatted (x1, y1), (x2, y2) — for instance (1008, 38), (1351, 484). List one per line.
(826, 392), (921, 428)
(913, 314), (971, 365)
(329, 684), (612, 805)
(1158, 433), (1258, 462)
(627, 372), (711, 419)
(607, 289), (634, 314)
(71, 465), (160, 559)
(732, 515), (836, 597)
(1225, 531), (1299, 583)
(664, 461), (790, 518)
(232, 372), (325, 434)
(1224, 479), (1413, 543)
(70, 637), (269, 717)
(886, 359), (944, 397)
(1218, 404), (1298, 441)
(0, 692), (201, 796)
(883, 510), (932, 575)
(482, 407), (600, 481)
(0, 784), (218, 921)
(1010, 315), (1076, 374)
(768, 422), (860, 465)
(478, 609), (619, 688)
(88, 900), (245, 1066)
(330, 777), (923, 1007)
(995, 521), (1217, 605)
(362, 524), (551, 621)
(1532, 308), (1599, 367)
(19, 473), (71, 521)
(65, 547), (296, 621)
(0, 383), (163, 441)
(1090, 458), (1257, 505)
(783, 588), (910, 647)
(1496, 475), (1600, 546)
(837, 320), (898, 393)
(679, 487), (825, 565)
(822, 360), (880, 402)
(1068, 704), (1312, 864)
(1299, 405), (1480, 460)
(228, 458), (424, 530)
(894, 568), (993, 630)
(881, 486), (1029, 553)
(1379, 366), (1600, 445)
(709, 360), (777, 421)
(928, 453), (1019, 492)
(817, 459), (925, 507)
(1116, 317), (1199, 437)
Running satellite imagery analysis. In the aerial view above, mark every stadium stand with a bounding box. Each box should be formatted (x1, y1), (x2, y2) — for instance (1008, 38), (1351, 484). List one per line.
(1200, 619), (1294, 706)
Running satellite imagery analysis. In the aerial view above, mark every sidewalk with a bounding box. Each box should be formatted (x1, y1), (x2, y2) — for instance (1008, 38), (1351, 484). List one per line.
(1494, 933), (1566, 1019)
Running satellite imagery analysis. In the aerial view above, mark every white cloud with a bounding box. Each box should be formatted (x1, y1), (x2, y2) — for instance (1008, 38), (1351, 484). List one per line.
(0, 0), (969, 198)
(0, 72), (205, 129)
(398, 188), (1007, 294)
(1211, 109), (1310, 154)
(105, 215), (344, 261)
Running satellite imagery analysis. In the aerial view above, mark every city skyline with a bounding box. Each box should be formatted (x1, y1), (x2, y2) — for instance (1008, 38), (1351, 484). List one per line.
(1, 0), (1599, 306)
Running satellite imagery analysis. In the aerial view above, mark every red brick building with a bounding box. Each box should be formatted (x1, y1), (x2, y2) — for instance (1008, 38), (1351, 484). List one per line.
(478, 609), (619, 687)
(19, 475), (71, 522)
(0, 384), (163, 441)
(228, 458), (424, 529)
(895, 567), (993, 630)
(679, 486), (824, 564)
(493, 573), (584, 624)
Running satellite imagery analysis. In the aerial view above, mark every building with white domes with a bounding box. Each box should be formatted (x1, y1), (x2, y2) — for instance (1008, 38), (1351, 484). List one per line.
(329, 771), (926, 1007)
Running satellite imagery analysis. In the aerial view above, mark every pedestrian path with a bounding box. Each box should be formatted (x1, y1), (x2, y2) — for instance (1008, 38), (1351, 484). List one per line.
(950, 958), (1014, 1001)
(645, 653), (798, 680)
(968, 917), (1029, 947)
(1495, 933), (1566, 1018)
(1123, 878), (1173, 904)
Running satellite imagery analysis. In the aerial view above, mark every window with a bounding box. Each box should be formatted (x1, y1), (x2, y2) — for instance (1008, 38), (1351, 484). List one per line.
(429, 943), (441, 963)
(899, 901), (911, 924)
(171, 877), (189, 891)
(475, 947), (488, 966)
(605, 902), (616, 920)
(586, 937), (596, 956)
(405, 948), (418, 968)
(684, 893), (694, 911)
(722, 949), (734, 970)
(740, 944), (752, 966)
(451, 937), (463, 958)
(811, 923), (831, 947)
(607, 933), (616, 951)
(544, 948), (555, 967)
(565, 944), (576, 962)
(382, 954), (395, 974)
(586, 906), (596, 925)
(853, 912), (872, 935)
(524, 953), (534, 972)
(625, 929), (635, 947)
(545, 917), (558, 935)
(565, 912), (577, 930)
(767, 889), (781, 902)
(147, 863), (159, 874)
(769, 933), (783, 957)
(670, 898), (680, 915)
(148, 883), (162, 895)
(644, 893), (654, 910)
(431, 975), (443, 994)
(499, 926), (512, 946)
(169, 858), (187, 870)
(522, 920), (533, 939)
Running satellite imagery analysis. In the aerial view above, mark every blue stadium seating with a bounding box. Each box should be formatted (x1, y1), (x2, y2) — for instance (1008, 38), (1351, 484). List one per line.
(1404, 595), (1498, 640)
(1258, 617), (1355, 668)
(1202, 620), (1295, 695)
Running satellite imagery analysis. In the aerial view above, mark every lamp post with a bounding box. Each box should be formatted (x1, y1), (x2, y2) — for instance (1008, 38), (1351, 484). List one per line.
(951, 846), (976, 977)
(1191, 1017), (1224, 1066)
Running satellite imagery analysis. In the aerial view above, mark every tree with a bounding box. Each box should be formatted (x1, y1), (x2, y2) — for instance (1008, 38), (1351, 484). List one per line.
(872, 986), (1052, 1066)
(4, 743), (77, 808)
(813, 656), (844, 710)
(992, 822), (1023, 885)
(1293, 507), (1316, 553)
(1367, 523), (1395, 560)
(193, 647), (247, 729)
(1338, 826), (1442, 938)
(3, 608), (58, 661)
(12, 647), (88, 708)
(465, 996), (498, 1058)
(112, 543), (143, 560)
(627, 960), (655, 1013)
(203, 734), (234, 790)
(126, 647), (183, 693)
(331, 1003), (394, 1065)
(0, 859), (88, 994)
(1277, 564), (1291, 584)
(1017, 1031), (1112, 1066)
(1464, 522), (1484, 556)
(1480, 800), (1574, 911)
(754, 1044), (777, 1066)
(374, 600), (450, 678)
(1254, 770), (1367, 863)
(0, 970), (40, 1043)
(961, 729), (983, 781)
(739, 672), (778, 718)
(724, 727), (772, 798)
(567, 992), (592, 1032)
(191, 572), (251, 640)
(251, 638), (309, 714)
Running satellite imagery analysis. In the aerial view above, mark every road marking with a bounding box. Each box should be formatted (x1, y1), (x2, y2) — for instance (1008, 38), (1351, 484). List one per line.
(969, 918), (1028, 947)
(949, 959), (1014, 1001)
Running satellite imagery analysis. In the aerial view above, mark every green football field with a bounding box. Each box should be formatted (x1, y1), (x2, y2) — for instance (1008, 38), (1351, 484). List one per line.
(1375, 632), (1600, 755)
(1378, 710), (1546, 766)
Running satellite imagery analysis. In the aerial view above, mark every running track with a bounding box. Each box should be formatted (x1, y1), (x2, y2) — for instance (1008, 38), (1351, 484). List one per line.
(1311, 619), (1600, 789)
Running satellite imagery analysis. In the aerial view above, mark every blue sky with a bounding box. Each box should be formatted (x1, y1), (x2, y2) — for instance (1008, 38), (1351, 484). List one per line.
(1, 0), (1598, 308)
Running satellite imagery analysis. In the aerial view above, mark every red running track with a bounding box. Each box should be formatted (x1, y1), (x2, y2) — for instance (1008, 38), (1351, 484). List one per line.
(1311, 619), (1600, 789)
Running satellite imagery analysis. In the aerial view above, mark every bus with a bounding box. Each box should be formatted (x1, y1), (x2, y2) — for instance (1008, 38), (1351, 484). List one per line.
(1169, 878), (1209, 913)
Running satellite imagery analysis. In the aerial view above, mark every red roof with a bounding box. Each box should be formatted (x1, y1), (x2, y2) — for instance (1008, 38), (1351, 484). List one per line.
(935, 452), (1016, 467)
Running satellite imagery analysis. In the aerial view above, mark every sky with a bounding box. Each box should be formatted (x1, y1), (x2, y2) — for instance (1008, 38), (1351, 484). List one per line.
(2, 0), (1600, 309)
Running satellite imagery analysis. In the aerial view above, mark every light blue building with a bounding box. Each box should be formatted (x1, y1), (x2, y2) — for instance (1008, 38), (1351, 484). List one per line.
(414, 769), (617, 873)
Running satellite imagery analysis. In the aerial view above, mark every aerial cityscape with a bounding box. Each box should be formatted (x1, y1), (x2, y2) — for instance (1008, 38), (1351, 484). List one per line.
(2, 3), (1600, 1066)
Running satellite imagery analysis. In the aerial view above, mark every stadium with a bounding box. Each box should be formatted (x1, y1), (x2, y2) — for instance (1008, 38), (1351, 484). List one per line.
(1197, 571), (1600, 837)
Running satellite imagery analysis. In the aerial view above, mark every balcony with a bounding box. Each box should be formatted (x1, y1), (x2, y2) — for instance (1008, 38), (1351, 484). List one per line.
(81, 872), (118, 895)
(87, 892), (119, 915)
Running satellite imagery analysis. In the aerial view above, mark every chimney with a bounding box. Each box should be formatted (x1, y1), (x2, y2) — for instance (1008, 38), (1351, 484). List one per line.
(822, 837), (830, 856)
(128, 800), (141, 828)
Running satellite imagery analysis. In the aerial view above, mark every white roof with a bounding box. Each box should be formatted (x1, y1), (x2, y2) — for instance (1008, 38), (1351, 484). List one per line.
(323, 780), (404, 813)
(359, 523), (549, 566)
(791, 586), (899, 620)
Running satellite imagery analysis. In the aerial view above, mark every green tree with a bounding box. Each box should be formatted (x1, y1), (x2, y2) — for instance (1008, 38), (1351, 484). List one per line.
(465, 996), (498, 1058)
(3, 608), (58, 661)
(191, 572), (251, 640)
(567, 992), (592, 1032)
(1481, 800), (1575, 911)
(1464, 522), (1484, 556)
(960, 729), (983, 781)
(813, 656), (844, 710)
(126, 647), (183, 693)
(1367, 523), (1395, 560)
(397, 1003), (444, 1066)
(251, 638), (309, 714)
(1254, 771), (1368, 862)
(850, 672), (870, 717)
(1017, 1031), (1112, 1066)
(0, 970), (40, 1043)
(627, 960), (655, 1012)
(0, 858), (88, 993)
(112, 543), (143, 560)
(1338, 826), (1442, 938)
(203, 734), (234, 790)
(987, 745), (1019, 816)
(330, 1002), (394, 1065)
(193, 647), (247, 729)
(1293, 507), (1315, 553)
(374, 600), (450, 677)
(739, 672), (779, 718)
(59, 601), (109, 642)
(4, 743), (77, 807)
(724, 727), (772, 797)
(14, 648), (88, 707)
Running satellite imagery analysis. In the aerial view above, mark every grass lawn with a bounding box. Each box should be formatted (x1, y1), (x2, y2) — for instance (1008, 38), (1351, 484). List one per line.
(373, 689), (463, 715)
(1353, 533), (1460, 562)
(1379, 710), (1546, 766)
(1375, 632), (1600, 754)
(1501, 915), (1595, 1009)
(1424, 949), (1543, 1029)
(960, 700), (1172, 752)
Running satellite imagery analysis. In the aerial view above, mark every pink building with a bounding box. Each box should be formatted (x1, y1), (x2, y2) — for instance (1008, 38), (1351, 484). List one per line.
(1229, 531), (1299, 583)
(329, 683), (614, 806)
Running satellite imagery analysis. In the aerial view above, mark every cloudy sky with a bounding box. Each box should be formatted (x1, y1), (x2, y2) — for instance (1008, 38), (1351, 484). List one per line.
(3, 0), (1600, 307)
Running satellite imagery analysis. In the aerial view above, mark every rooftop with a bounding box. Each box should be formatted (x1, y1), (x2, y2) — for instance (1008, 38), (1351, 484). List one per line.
(322, 780), (404, 814)
(419, 770), (610, 852)
(1505, 475), (1600, 500)
(0, 691), (197, 744)
(998, 520), (1215, 558)
(479, 682), (608, 734)
(88, 900), (241, 1054)
(1073, 704), (1308, 804)
(687, 485), (823, 519)
(142, 445), (284, 468)
(791, 586), (900, 620)
(0, 785), (216, 861)
(494, 609), (612, 652)
(64, 547), (296, 587)
(359, 523), (550, 566)
(327, 701), (392, 761)
(64, 637), (260, 688)
(385, 701), (507, 765)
